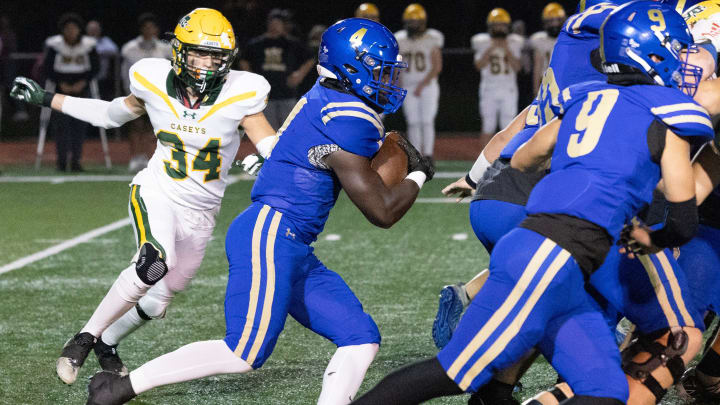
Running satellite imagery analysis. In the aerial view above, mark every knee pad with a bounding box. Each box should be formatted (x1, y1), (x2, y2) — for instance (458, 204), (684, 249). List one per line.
(621, 328), (688, 402)
(135, 242), (168, 285)
(136, 280), (173, 320)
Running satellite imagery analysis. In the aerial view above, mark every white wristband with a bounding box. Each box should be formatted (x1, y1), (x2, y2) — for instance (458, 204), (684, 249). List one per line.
(468, 150), (491, 184)
(254, 135), (278, 159)
(406, 171), (427, 188)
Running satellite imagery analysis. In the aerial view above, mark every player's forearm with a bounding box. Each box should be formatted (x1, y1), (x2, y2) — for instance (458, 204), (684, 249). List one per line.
(357, 180), (420, 228)
(56, 95), (142, 129)
(506, 52), (522, 72)
(475, 49), (493, 70)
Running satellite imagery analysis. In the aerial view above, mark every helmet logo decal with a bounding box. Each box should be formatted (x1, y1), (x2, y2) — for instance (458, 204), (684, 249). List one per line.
(220, 32), (232, 48)
(180, 16), (191, 28)
(648, 9), (666, 33)
(349, 28), (368, 48)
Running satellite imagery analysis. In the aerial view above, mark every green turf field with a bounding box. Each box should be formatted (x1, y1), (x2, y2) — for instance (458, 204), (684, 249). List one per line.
(0, 162), (710, 404)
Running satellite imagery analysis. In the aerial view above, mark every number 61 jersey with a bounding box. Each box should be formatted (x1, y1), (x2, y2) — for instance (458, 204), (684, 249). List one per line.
(128, 58), (270, 210)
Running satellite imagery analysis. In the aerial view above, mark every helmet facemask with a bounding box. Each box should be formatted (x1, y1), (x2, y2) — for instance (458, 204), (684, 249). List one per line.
(172, 38), (237, 94)
(359, 52), (407, 113)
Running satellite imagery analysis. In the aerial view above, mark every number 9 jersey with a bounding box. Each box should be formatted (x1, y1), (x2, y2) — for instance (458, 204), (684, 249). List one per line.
(128, 58), (270, 210)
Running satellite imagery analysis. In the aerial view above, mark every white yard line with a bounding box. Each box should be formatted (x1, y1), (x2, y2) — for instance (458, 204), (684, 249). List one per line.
(0, 218), (131, 275)
(0, 175), (134, 183)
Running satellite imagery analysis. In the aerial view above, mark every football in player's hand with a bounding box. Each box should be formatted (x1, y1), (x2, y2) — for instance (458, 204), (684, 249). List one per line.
(371, 131), (409, 186)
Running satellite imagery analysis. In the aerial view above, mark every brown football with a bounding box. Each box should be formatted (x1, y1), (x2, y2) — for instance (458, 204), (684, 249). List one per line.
(371, 131), (409, 186)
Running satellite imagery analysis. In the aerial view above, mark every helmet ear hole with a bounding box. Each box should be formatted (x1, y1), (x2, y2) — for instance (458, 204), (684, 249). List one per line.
(343, 64), (358, 74)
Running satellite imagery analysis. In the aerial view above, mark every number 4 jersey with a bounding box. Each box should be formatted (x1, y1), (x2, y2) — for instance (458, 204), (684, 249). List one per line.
(128, 58), (270, 210)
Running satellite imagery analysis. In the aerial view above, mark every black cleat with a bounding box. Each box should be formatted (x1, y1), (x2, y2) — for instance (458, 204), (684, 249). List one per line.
(56, 332), (96, 384)
(678, 367), (720, 403)
(94, 339), (129, 376)
(467, 380), (520, 405)
(87, 371), (136, 405)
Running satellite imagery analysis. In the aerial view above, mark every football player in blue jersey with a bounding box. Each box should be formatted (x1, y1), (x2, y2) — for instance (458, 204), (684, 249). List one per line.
(352, 2), (714, 405)
(83, 18), (434, 405)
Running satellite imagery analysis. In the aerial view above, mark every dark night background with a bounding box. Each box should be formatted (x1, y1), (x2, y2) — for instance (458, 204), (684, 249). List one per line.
(1, 0), (580, 51)
(0, 0), (581, 134)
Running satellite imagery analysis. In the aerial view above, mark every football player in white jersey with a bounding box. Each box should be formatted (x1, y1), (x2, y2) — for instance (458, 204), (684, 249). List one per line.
(10, 8), (277, 385)
(395, 3), (443, 159)
(529, 3), (566, 95)
(471, 8), (524, 147)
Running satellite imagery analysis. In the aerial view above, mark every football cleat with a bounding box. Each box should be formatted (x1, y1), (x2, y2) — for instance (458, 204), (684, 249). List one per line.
(467, 382), (520, 405)
(432, 283), (470, 349)
(678, 366), (720, 402)
(86, 371), (136, 405)
(56, 332), (96, 384)
(94, 339), (128, 376)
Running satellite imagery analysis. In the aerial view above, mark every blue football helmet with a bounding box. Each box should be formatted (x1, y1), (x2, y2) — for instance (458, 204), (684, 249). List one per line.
(600, 1), (703, 95)
(576, 0), (632, 13)
(318, 18), (407, 114)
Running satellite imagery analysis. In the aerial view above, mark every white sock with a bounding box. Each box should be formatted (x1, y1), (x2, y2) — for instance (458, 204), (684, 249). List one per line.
(317, 343), (379, 405)
(129, 340), (252, 395)
(81, 265), (151, 338)
(101, 306), (147, 346)
(422, 122), (435, 157)
(102, 280), (174, 346)
(407, 124), (422, 152)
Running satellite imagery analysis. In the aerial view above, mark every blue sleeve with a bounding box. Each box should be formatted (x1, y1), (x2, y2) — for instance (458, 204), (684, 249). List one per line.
(649, 94), (714, 141)
(321, 106), (384, 158)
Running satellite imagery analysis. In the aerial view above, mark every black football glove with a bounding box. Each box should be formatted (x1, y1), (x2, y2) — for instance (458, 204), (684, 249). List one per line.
(396, 134), (435, 181)
(618, 223), (648, 256)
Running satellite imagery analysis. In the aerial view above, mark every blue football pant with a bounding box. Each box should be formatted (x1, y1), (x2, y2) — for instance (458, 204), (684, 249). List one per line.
(223, 203), (380, 369)
(437, 228), (628, 402)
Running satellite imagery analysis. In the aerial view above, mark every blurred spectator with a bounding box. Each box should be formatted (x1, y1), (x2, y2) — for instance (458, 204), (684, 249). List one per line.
(529, 2), (566, 95)
(395, 3), (443, 160)
(239, 8), (315, 130)
(355, 3), (380, 22)
(299, 24), (326, 94)
(44, 12), (99, 171)
(85, 20), (118, 99)
(0, 14), (29, 122)
(471, 8), (523, 147)
(513, 19), (535, 108)
(120, 12), (171, 172)
(220, 0), (266, 48)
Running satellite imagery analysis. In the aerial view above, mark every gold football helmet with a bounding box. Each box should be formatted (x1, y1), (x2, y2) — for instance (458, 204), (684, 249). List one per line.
(403, 3), (427, 21)
(542, 2), (566, 20)
(487, 8), (511, 25)
(355, 3), (380, 21)
(170, 8), (238, 93)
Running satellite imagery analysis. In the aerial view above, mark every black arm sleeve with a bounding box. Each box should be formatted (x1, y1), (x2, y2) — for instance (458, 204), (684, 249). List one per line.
(649, 197), (698, 248)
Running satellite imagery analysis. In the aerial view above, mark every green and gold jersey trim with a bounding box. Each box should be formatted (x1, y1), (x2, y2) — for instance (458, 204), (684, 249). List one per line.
(129, 185), (167, 258)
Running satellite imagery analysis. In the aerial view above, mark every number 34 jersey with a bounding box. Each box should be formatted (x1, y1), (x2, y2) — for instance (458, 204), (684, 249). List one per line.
(128, 58), (270, 210)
